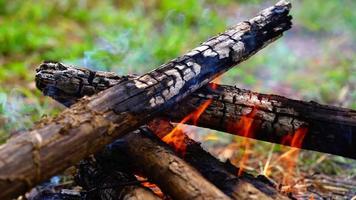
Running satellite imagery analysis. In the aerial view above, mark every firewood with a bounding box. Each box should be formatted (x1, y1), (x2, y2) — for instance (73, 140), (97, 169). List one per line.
(36, 62), (356, 159)
(119, 127), (231, 200)
(40, 71), (291, 199)
(92, 125), (287, 200)
(0, 1), (291, 199)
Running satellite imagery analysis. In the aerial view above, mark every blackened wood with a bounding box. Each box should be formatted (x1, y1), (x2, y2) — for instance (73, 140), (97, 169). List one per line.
(29, 190), (82, 200)
(75, 156), (161, 200)
(36, 63), (356, 159)
(0, 2), (291, 199)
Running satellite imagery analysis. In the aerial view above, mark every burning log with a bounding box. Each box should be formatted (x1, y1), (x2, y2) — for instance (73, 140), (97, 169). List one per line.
(0, 2), (292, 199)
(148, 119), (290, 200)
(86, 124), (285, 200)
(118, 127), (231, 200)
(36, 62), (356, 159)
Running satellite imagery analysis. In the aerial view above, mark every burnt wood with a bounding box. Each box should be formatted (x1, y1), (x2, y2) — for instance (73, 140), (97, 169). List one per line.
(36, 62), (356, 159)
(0, 1), (291, 199)
(91, 124), (284, 200)
(119, 127), (231, 200)
(75, 156), (161, 200)
(38, 72), (292, 199)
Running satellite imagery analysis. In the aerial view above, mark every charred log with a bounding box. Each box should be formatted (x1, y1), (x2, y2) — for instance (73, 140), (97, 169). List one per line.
(36, 62), (356, 159)
(0, 2), (292, 199)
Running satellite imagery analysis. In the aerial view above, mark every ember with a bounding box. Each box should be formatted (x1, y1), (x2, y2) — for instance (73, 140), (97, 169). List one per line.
(135, 175), (164, 198)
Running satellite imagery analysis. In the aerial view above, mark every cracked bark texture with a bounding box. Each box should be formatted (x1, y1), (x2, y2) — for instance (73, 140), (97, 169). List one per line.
(0, 1), (291, 199)
(36, 62), (356, 159)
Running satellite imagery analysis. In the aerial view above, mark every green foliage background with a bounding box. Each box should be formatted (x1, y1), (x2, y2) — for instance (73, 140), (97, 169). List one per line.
(0, 0), (355, 176)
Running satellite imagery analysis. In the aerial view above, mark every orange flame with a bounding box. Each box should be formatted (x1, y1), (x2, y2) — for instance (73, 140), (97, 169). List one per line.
(235, 108), (258, 176)
(162, 99), (212, 156)
(280, 127), (307, 185)
(209, 75), (222, 90)
(267, 127), (308, 186)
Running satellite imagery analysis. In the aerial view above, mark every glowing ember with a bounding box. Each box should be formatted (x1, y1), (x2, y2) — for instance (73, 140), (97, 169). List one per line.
(135, 175), (164, 198)
(162, 99), (212, 156)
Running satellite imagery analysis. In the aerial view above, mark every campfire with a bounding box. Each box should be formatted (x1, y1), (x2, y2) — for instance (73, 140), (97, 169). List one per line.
(0, 1), (355, 200)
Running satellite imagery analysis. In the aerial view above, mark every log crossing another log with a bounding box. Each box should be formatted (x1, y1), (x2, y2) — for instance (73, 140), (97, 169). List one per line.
(38, 70), (291, 199)
(36, 62), (356, 159)
(0, 1), (292, 199)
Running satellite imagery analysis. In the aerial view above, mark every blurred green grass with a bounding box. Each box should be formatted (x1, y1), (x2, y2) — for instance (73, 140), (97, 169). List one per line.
(0, 0), (355, 178)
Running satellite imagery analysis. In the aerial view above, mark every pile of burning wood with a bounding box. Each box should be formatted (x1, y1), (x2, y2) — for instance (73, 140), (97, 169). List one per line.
(0, 1), (355, 199)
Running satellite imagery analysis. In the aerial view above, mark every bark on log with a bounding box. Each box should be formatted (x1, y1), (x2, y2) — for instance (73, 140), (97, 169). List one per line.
(36, 63), (356, 159)
(0, 2), (291, 199)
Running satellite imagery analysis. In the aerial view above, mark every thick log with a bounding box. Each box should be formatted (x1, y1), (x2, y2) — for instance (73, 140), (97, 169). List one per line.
(36, 63), (356, 159)
(117, 127), (231, 200)
(0, 2), (292, 199)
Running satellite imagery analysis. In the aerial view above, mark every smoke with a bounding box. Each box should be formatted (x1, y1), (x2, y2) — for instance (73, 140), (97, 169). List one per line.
(77, 29), (156, 76)
(0, 90), (39, 137)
